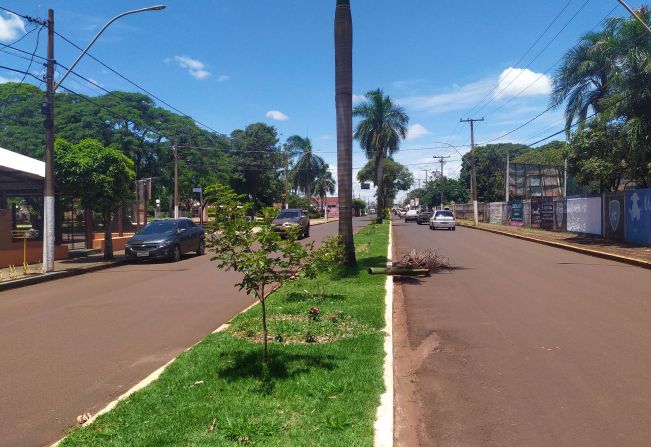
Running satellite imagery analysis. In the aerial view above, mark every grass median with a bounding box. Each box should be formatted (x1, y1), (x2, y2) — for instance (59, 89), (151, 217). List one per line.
(61, 221), (389, 447)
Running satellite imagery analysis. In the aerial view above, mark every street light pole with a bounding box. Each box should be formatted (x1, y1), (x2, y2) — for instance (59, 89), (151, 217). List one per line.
(40, 5), (165, 272)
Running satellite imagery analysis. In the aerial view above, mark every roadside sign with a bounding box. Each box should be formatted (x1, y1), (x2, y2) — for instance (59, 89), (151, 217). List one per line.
(192, 187), (202, 193)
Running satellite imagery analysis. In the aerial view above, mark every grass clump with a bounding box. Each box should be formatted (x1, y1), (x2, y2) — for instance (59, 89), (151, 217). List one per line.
(61, 221), (389, 447)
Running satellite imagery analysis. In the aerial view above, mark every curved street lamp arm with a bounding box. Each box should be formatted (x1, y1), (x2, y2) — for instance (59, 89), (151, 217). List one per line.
(55, 5), (165, 91)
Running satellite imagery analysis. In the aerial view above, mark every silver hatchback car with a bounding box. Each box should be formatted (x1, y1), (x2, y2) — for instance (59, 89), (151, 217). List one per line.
(429, 210), (456, 230)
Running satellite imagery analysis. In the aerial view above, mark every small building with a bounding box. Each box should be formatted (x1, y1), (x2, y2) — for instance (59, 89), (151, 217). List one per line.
(312, 196), (339, 217)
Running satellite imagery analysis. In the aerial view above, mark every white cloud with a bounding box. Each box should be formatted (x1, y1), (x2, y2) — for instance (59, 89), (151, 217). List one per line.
(0, 12), (25, 42)
(398, 67), (551, 114)
(216, 75), (230, 82)
(493, 67), (552, 100)
(352, 93), (364, 103)
(406, 123), (430, 140)
(319, 134), (333, 140)
(266, 110), (289, 121)
(0, 75), (19, 83)
(168, 55), (211, 80)
(87, 77), (103, 87)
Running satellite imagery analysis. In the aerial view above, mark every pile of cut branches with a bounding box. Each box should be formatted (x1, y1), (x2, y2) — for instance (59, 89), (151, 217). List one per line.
(395, 248), (453, 273)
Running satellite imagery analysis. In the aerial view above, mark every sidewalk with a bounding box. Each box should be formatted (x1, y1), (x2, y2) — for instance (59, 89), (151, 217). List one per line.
(457, 220), (651, 268)
(0, 250), (127, 292)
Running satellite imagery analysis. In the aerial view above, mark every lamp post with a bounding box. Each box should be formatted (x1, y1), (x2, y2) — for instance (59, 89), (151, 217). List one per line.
(42, 5), (165, 272)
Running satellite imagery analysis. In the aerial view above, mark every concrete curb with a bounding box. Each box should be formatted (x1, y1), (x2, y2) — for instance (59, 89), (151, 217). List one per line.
(458, 223), (651, 270)
(0, 259), (129, 293)
(374, 221), (394, 447)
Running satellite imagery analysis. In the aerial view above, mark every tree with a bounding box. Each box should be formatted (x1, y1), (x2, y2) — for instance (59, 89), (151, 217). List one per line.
(335, 0), (356, 265)
(357, 158), (413, 207)
(569, 118), (629, 192)
(205, 183), (340, 365)
(313, 165), (336, 211)
(550, 22), (618, 134)
(459, 143), (528, 202)
(407, 177), (469, 207)
(513, 141), (570, 165)
(353, 89), (408, 222)
(230, 123), (284, 210)
(55, 138), (135, 259)
(285, 135), (326, 201)
(0, 83), (45, 158)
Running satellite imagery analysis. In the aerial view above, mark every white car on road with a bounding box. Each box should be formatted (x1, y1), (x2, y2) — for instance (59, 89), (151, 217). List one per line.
(405, 209), (419, 222)
(430, 210), (456, 230)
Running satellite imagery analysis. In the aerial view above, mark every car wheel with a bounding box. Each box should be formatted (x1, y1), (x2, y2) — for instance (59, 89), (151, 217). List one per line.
(171, 245), (181, 262)
(417, 220), (421, 225)
(305, 227), (310, 238)
(452, 227), (456, 231)
(196, 239), (205, 255)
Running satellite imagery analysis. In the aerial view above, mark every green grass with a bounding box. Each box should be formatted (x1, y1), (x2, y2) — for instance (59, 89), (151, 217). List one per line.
(61, 222), (389, 447)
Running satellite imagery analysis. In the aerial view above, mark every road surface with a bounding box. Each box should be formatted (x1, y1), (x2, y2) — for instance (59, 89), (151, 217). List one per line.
(393, 219), (651, 447)
(0, 217), (368, 447)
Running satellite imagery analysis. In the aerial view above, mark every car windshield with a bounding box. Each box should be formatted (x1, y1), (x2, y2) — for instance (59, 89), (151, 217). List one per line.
(139, 221), (177, 235)
(276, 211), (300, 219)
(435, 211), (454, 218)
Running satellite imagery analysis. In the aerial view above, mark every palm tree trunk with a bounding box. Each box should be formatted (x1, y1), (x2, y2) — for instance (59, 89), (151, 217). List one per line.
(335, 0), (356, 265)
(375, 155), (385, 223)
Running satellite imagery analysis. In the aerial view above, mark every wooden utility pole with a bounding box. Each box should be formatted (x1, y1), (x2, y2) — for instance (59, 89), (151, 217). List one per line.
(432, 155), (450, 209)
(460, 117), (484, 224)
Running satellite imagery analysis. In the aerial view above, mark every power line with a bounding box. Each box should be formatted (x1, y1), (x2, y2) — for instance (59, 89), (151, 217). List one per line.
(54, 30), (225, 138)
(18, 25), (43, 84)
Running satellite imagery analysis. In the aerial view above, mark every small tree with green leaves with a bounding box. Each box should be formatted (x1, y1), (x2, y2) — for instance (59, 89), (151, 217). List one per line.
(205, 183), (338, 364)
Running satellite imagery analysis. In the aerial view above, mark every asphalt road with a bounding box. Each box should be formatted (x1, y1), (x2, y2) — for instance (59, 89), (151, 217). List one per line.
(0, 217), (369, 447)
(393, 219), (651, 447)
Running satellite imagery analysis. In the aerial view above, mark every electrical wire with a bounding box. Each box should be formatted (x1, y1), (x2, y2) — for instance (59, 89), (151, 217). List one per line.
(18, 25), (43, 84)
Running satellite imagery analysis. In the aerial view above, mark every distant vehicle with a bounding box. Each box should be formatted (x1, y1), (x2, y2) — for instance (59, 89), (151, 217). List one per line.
(272, 208), (310, 238)
(429, 210), (456, 230)
(369, 208), (376, 214)
(125, 218), (205, 262)
(405, 209), (419, 222)
(398, 209), (407, 218)
(416, 209), (433, 225)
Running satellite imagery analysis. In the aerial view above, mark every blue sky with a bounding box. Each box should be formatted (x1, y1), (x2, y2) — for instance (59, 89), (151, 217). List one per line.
(0, 0), (636, 202)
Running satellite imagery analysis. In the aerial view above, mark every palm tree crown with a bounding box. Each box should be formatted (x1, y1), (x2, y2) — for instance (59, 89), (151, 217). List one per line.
(285, 135), (326, 201)
(313, 165), (336, 210)
(353, 89), (409, 222)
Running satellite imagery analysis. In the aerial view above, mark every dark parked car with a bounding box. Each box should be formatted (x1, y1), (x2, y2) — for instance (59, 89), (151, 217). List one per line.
(272, 209), (310, 238)
(416, 209), (433, 225)
(125, 219), (205, 262)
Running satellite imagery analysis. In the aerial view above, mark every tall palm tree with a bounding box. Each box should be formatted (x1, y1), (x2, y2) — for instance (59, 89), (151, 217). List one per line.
(313, 165), (336, 212)
(285, 135), (325, 202)
(550, 21), (619, 135)
(353, 89), (409, 223)
(335, 0), (355, 265)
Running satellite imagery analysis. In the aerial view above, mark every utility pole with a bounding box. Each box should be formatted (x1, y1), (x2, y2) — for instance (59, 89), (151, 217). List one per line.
(173, 143), (179, 219)
(460, 117), (484, 225)
(564, 157), (568, 197)
(432, 155), (450, 210)
(43, 9), (55, 272)
(505, 152), (510, 202)
(422, 169), (429, 187)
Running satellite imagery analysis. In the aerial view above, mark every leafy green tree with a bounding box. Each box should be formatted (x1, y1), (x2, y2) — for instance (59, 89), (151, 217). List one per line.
(335, 0), (356, 265)
(353, 89), (409, 223)
(230, 123), (284, 210)
(568, 118), (629, 192)
(285, 135), (326, 201)
(358, 158), (413, 208)
(513, 141), (570, 165)
(0, 83), (45, 158)
(459, 143), (528, 202)
(55, 138), (135, 259)
(408, 177), (469, 207)
(206, 183), (341, 365)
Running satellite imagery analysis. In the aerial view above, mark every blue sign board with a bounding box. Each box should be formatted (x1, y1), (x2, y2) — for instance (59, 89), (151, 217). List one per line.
(625, 189), (651, 245)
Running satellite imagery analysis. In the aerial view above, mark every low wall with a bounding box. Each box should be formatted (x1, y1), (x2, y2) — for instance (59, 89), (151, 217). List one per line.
(92, 233), (134, 251)
(1, 241), (68, 269)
